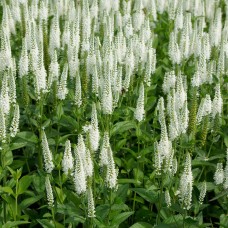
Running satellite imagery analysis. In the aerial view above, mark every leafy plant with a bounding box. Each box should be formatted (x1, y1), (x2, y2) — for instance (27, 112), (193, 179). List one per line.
(0, 0), (227, 227)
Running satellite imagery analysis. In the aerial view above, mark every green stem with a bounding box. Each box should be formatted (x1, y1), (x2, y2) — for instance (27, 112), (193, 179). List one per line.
(183, 210), (187, 228)
(132, 122), (141, 223)
(82, 198), (88, 228)
(15, 179), (18, 221)
(132, 190), (137, 213)
(55, 124), (60, 154)
(38, 94), (46, 170)
(24, 149), (31, 173)
(89, 216), (94, 228)
(1, 145), (7, 223)
(156, 177), (163, 225)
(38, 130), (43, 170)
(3, 175), (6, 223)
(58, 169), (63, 199)
(38, 94), (43, 170)
(51, 207), (56, 228)
(108, 190), (113, 225)
(197, 140), (214, 182)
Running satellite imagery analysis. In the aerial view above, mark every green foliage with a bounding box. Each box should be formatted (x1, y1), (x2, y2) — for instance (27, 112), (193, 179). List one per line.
(0, 0), (228, 228)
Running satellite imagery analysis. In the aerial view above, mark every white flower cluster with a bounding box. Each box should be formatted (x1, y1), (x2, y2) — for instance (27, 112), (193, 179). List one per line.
(62, 140), (73, 174)
(1, 0), (227, 216)
(214, 149), (228, 190)
(73, 135), (88, 195)
(196, 94), (212, 125)
(100, 132), (118, 189)
(179, 153), (193, 210)
(134, 82), (145, 122)
(199, 181), (207, 204)
(89, 103), (100, 152)
(154, 98), (173, 174)
(10, 104), (20, 138)
(212, 84), (223, 118)
(165, 189), (171, 207)
(87, 186), (96, 218)
(223, 148), (228, 189)
(158, 1), (226, 208)
(41, 130), (54, 173)
(0, 70), (20, 143)
(45, 176), (54, 208)
(214, 162), (224, 185)
(166, 0), (227, 89)
(2, 0), (157, 110)
(166, 73), (188, 141)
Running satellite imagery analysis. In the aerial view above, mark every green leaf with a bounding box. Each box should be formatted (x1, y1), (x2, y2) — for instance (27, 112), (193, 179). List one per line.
(96, 204), (110, 220)
(60, 115), (77, 130)
(0, 186), (14, 196)
(20, 194), (44, 210)
(111, 203), (129, 211)
(131, 188), (158, 203)
(118, 179), (141, 185)
(224, 136), (228, 147)
(132, 196), (144, 204)
(133, 168), (144, 183)
(32, 173), (45, 194)
(16, 168), (22, 180)
(111, 211), (134, 226)
(209, 189), (228, 202)
(10, 141), (27, 150)
(3, 150), (13, 166)
(16, 131), (38, 144)
(121, 148), (137, 159)
(220, 214), (228, 227)
(65, 190), (81, 206)
(59, 134), (76, 144)
(55, 186), (66, 203)
(57, 103), (64, 120)
(7, 167), (17, 181)
(116, 184), (129, 202)
(169, 203), (185, 214)
(192, 160), (216, 168)
(42, 119), (51, 128)
(64, 213), (85, 224)
(2, 221), (30, 228)
(93, 218), (106, 228)
(47, 138), (56, 146)
(30, 118), (38, 127)
(37, 219), (55, 228)
(54, 222), (65, 228)
(18, 175), (32, 195)
(139, 146), (153, 156)
(10, 160), (25, 170)
(130, 222), (154, 228)
(164, 214), (183, 224)
(111, 121), (135, 136)
(154, 224), (174, 228)
(184, 217), (198, 226)
(208, 154), (225, 161)
(145, 96), (157, 111)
